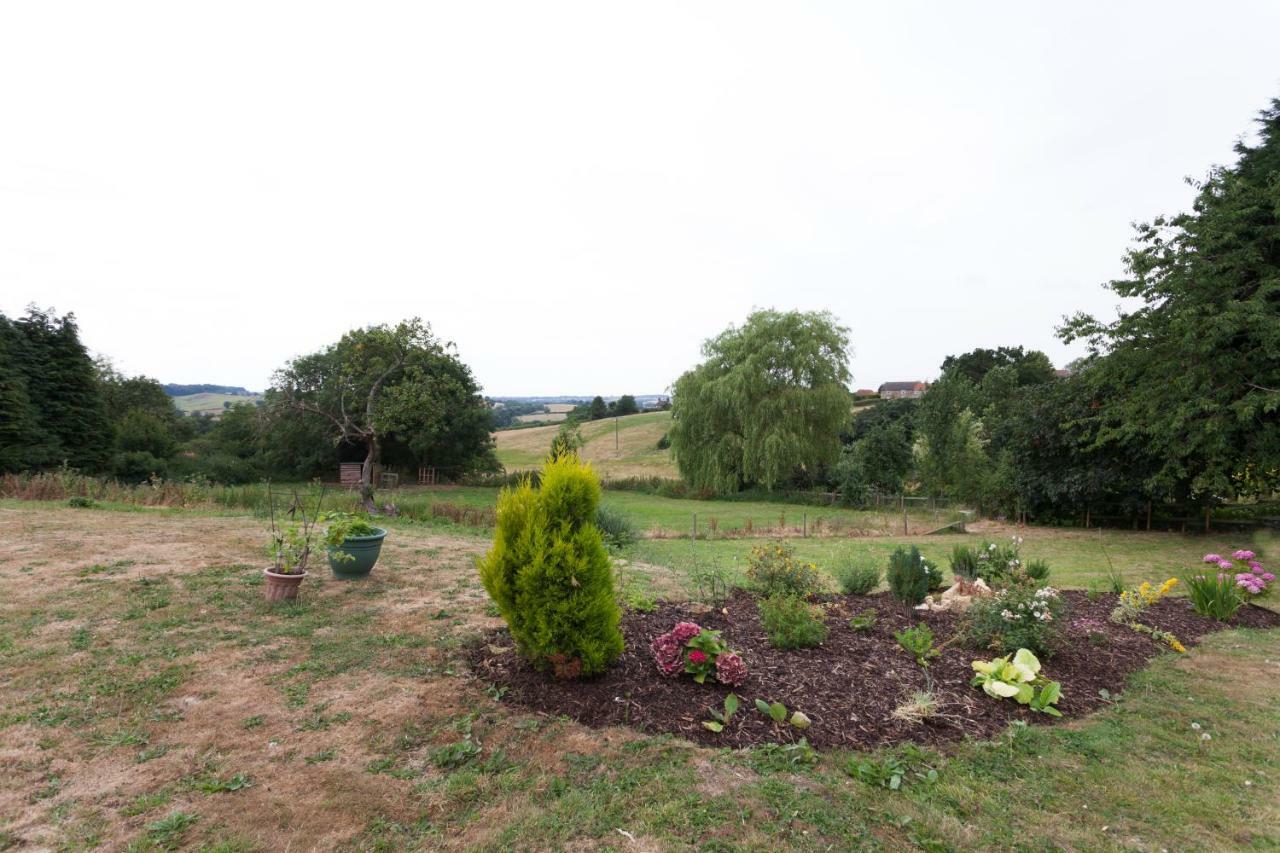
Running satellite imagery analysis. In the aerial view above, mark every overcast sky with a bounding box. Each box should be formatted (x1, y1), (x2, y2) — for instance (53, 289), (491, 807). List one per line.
(3, 3), (1279, 397)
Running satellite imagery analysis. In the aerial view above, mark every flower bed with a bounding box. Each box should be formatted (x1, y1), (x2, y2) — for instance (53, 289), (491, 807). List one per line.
(472, 589), (1280, 751)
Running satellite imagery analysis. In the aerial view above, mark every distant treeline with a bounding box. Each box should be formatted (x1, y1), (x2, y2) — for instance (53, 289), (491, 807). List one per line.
(163, 383), (257, 397)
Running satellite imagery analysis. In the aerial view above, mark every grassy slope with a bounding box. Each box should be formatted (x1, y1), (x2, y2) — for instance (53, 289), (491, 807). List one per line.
(170, 392), (264, 415)
(1, 505), (1276, 850)
(493, 411), (676, 479)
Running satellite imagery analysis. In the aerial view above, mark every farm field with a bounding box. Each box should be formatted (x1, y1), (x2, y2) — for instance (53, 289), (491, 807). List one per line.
(170, 393), (264, 416)
(493, 411), (676, 479)
(1, 503), (1278, 850)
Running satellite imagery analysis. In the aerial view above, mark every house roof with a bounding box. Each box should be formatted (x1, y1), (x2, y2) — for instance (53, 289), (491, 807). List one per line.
(878, 381), (924, 392)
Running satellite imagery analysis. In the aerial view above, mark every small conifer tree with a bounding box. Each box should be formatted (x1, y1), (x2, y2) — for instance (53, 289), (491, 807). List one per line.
(478, 455), (624, 677)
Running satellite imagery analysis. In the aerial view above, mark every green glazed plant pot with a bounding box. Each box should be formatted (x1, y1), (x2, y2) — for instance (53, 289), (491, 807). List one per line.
(327, 528), (387, 578)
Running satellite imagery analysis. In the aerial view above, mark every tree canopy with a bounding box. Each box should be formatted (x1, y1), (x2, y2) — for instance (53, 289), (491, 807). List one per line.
(1060, 98), (1280, 498)
(669, 309), (852, 493)
(271, 318), (497, 507)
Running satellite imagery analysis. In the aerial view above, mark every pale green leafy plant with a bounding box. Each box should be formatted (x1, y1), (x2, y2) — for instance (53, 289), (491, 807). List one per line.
(970, 648), (1063, 716)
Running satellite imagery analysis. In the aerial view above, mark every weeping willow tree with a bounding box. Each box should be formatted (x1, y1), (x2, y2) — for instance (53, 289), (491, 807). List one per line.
(669, 309), (852, 493)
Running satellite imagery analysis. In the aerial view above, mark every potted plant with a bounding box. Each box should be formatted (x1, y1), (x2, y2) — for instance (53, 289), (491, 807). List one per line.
(264, 486), (326, 602)
(324, 511), (387, 579)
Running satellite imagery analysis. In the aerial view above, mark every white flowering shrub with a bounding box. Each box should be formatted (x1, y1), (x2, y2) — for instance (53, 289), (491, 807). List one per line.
(960, 582), (1065, 657)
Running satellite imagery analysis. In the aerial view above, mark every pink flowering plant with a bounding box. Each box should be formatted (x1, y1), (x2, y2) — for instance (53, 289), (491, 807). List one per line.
(650, 621), (748, 686)
(1203, 550), (1274, 598)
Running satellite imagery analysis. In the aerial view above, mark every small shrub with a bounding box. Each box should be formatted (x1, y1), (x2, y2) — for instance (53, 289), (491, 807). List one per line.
(594, 504), (637, 549)
(747, 541), (824, 598)
(833, 562), (880, 596)
(962, 584), (1064, 657)
(949, 544), (980, 581)
(67, 496), (97, 509)
(894, 623), (939, 668)
(656, 432), (671, 450)
(758, 595), (828, 649)
(886, 547), (932, 607)
(650, 622), (747, 686)
(1183, 571), (1244, 621)
(477, 457), (624, 677)
(688, 559), (733, 608)
(1025, 559), (1050, 582)
(849, 609), (877, 632)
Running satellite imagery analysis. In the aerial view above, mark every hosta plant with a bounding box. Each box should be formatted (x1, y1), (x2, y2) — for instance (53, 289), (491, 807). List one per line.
(970, 648), (1063, 717)
(702, 693), (740, 732)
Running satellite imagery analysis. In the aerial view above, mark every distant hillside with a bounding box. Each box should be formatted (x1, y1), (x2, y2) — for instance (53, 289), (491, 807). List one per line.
(172, 392), (265, 416)
(494, 410), (676, 479)
(163, 383), (258, 397)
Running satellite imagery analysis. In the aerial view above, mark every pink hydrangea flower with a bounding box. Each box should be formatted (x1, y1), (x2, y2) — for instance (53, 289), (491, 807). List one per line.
(1233, 550), (1256, 561)
(687, 649), (708, 665)
(650, 631), (684, 677)
(671, 622), (702, 644)
(715, 651), (748, 686)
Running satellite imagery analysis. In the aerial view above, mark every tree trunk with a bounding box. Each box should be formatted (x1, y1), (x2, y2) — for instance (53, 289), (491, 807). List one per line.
(359, 437), (379, 512)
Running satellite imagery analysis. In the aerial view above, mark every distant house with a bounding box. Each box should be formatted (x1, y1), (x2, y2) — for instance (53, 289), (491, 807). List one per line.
(1053, 368), (1072, 378)
(877, 381), (927, 400)
(853, 388), (877, 398)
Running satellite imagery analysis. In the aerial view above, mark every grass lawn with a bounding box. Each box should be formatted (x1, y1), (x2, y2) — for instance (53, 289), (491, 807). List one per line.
(2, 504), (1277, 849)
(627, 527), (1280, 594)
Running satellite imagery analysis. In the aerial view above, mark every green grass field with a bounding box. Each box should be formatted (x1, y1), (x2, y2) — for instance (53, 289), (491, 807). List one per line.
(494, 411), (676, 479)
(2, 503), (1276, 850)
(170, 392), (264, 415)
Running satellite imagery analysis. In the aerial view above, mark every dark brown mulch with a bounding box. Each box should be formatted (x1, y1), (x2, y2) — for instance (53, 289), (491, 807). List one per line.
(470, 590), (1280, 751)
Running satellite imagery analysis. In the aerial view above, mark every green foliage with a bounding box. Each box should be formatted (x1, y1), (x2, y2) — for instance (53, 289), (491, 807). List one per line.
(687, 558), (733, 607)
(588, 396), (608, 420)
(962, 584), (1064, 657)
(669, 309), (852, 493)
(849, 609), (877, 631)
(913, 373), (991, 502)
(322, 512), (379, 556)
(655, 432), (671, 450)
(752, 698), (811, 729)
(1183, 571), (1245, 621)
(886, 546), (932, 606)
(949, 544), (980, 581)
(758, 594), (828, 649)
(746, 540), (824, 598)
(594, 504), (637, 550)
(970, 648), (1063, 716)
(614, 395), (640, 416)
(832, 561), (879, 595)
(846, 745), (939, 790)
(272, 318), (497, 503)
(834, 419), (914, 501)
(0, 308), (111, 473)
(549, 421), (584, 460)
(1025, 558), (1051, 582)
(942, 346), (1056, 388)
(266, 487), (327, 575)
(894, 623), (940, 668)
(702, 692), (740, 733)
(1059, 99), (1280, 499)
(477, 456), (624, 677)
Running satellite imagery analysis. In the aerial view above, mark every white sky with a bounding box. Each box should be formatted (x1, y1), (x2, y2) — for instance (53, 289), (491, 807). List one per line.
(3, 3), (1279, 396)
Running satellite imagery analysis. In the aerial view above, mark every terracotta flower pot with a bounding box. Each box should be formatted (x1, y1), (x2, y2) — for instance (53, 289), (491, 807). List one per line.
(263, 569), (308, 602)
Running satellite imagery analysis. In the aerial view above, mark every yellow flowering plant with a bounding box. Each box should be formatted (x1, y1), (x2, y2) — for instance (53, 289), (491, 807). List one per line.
(1109, 577), (1186, 654)
(747, 540), (824, 598)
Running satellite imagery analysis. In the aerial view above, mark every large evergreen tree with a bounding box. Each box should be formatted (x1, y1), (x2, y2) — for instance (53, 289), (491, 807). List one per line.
(1060, 98), (1280, 498)
(0, 318), (51, 472)
(5, 308), (111, 472)
(669, 309), (852, 493)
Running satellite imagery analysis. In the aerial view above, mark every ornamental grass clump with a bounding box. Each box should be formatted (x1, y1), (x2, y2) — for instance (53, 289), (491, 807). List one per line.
(833, 562), (880, 596)
(650, 621), (747, 686)
(477, 456), (624, 678)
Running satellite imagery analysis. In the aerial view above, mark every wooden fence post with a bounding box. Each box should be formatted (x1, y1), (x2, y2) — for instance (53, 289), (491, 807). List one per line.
(1146, 501), (1152, 531)
(692, 513), (697, 541)
(802, 512), (807, 538)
